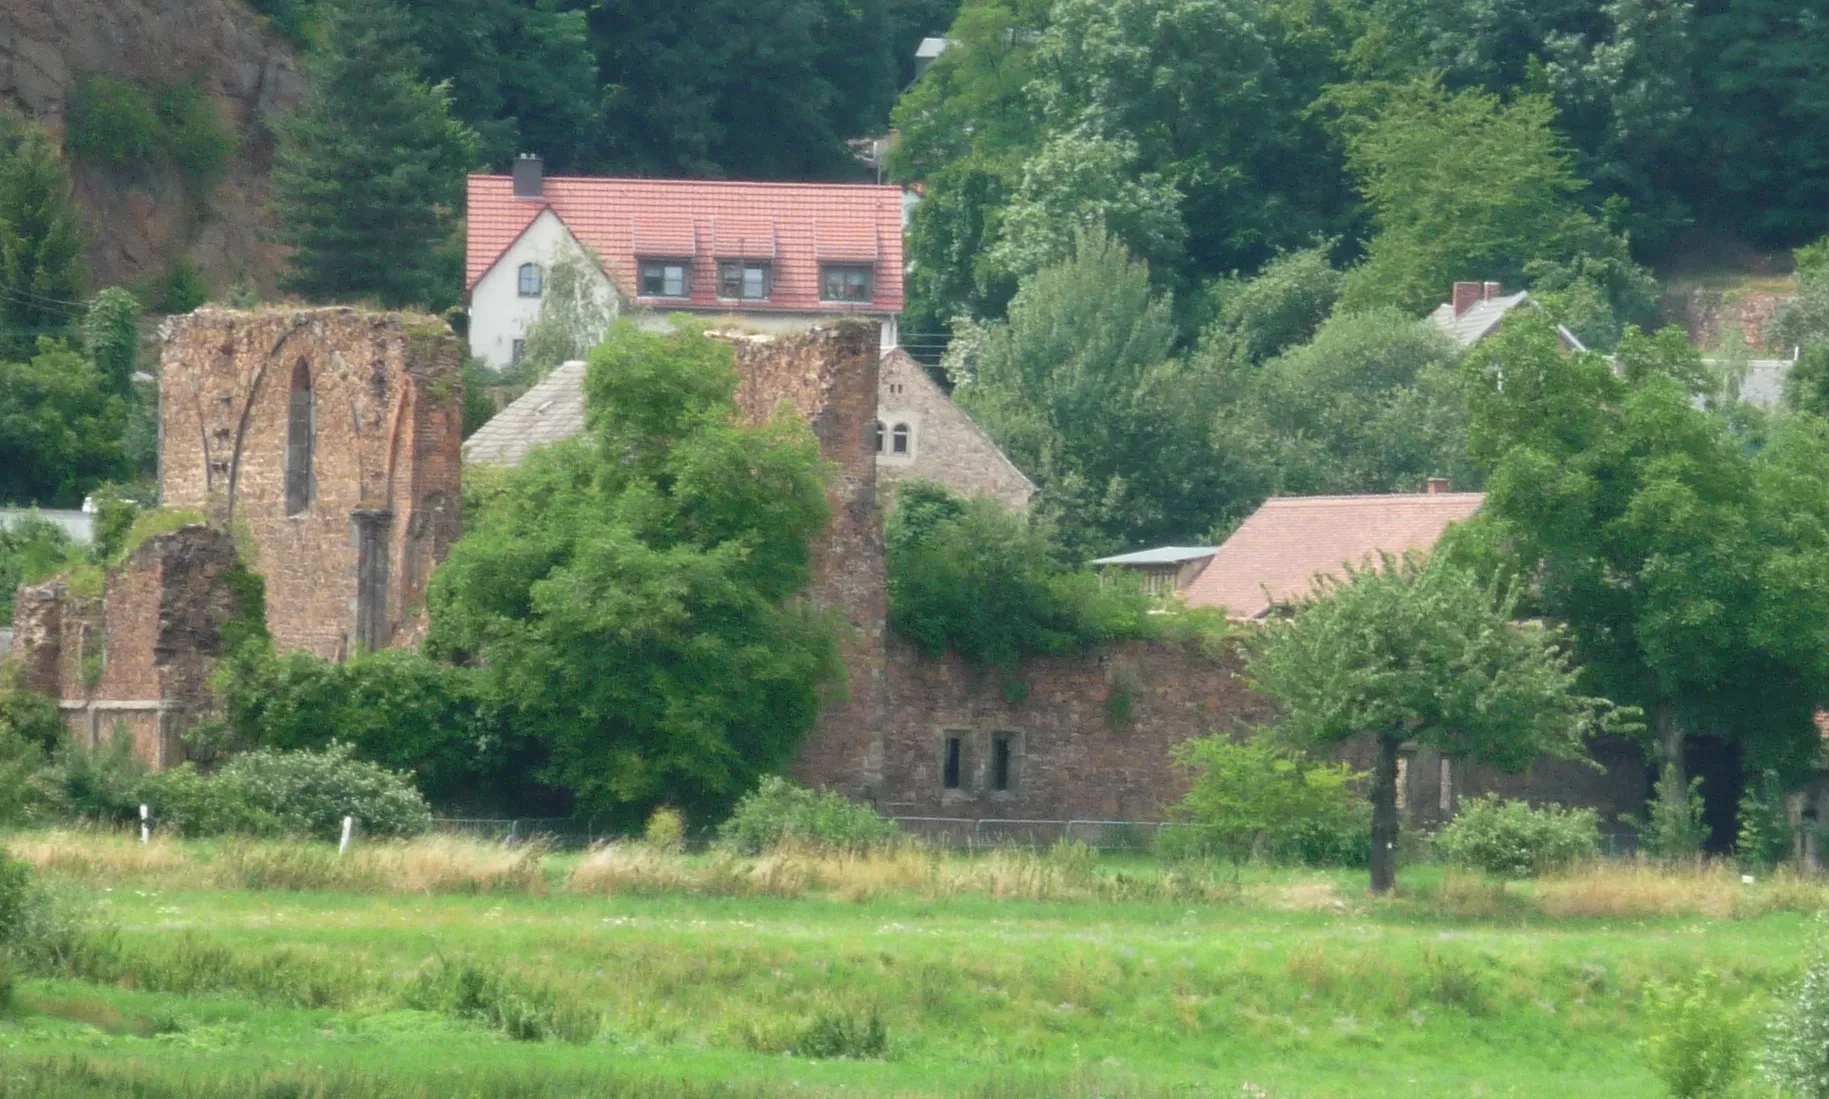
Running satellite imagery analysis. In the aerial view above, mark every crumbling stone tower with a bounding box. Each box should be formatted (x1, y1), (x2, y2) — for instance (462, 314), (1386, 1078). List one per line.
(160, 308), (465, 659)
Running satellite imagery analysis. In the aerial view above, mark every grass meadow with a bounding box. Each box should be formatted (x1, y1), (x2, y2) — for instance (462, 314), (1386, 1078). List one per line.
(2, 831), (1823, 1098)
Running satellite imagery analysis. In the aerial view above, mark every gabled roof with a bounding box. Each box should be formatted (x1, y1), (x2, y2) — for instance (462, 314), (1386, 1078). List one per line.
(465, 176), (906, 315)
(1180, 492), (1485, 619)
(1092, 546), (1217, 567)
(462, 361), (588, 468)
(1427, 289), (1589, 353)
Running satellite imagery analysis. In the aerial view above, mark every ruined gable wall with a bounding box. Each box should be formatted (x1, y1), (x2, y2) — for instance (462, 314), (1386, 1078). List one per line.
(726, 322), (888, 797)
(160, 308), (463, 659)
(8, 526), (245, 768)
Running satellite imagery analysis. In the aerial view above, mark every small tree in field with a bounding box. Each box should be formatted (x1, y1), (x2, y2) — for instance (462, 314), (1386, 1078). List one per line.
(1248, 555), (1617, 893)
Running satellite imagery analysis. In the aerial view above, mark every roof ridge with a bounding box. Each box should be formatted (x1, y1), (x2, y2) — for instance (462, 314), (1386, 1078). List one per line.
(473, 175), (905, 193)
(1261, 492), (1486, 505)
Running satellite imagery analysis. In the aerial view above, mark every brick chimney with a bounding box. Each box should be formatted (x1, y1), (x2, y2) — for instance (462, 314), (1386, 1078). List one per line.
(512, 154), (543, 200)
(1483, 281), (1504, 301)
(1425, 477), (1451, 495)
(1452, 282), (1483, 317)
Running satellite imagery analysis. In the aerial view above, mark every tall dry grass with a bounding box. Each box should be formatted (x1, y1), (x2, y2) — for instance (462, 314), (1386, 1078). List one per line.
(1528, 862), (1829, 920)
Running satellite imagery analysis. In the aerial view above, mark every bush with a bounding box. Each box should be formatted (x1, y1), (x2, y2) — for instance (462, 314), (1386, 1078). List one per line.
(796, 1005), (888, 1059)
(65, 77), (161, 169)
(1764, 918), (1829, 1098)
(0, 513), (80, 621)
(405, 955), (595, 1043)
(644, 806), (686, 853)
(154, 83), (235, 187)
(1434, 796), (1600, 878)
(1642, 764), (1709, 861)
(1170, 734), (1365, 872)
(144, 743), (431, 841)
(717, 777), (896, 856)
(35, 731), (147, 825)
(1642, 972), (1747, 1098)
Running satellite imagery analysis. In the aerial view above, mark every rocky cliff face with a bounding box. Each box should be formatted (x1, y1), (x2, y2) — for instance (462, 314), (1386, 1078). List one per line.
(0, 0), (303, 292)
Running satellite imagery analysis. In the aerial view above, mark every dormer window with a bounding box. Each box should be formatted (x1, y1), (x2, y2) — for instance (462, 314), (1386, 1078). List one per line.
(640, 259), (690, 298)
(821, 265), (873, 303)
(518, 263), (542, 297)
(719, 261), (771, 301)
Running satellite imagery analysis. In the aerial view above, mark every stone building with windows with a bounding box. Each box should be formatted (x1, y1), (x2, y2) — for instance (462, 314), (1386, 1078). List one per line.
(872, 348), (1035, 510)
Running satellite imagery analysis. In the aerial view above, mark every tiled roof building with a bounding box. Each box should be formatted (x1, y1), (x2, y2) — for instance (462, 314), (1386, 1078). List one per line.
(1181, 485), (1484, 619)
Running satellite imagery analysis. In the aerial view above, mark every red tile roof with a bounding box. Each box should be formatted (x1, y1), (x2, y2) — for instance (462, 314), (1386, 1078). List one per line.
(466, 176), (905, 315)
(1180, 492), (1486, 619)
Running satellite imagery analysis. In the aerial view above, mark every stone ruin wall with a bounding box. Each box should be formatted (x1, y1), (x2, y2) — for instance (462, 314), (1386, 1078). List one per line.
(724, 322), (889, 798)
(9, 526), (247, 766)
(160, 308), (464, 660)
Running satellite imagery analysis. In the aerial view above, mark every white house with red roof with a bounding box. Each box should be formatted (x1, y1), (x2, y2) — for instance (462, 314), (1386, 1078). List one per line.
(465, 156), (906, 369)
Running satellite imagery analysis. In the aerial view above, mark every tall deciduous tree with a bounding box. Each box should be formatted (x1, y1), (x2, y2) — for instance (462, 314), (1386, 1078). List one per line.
(272, 0), (478, 308)
(0, 127), (86, 358)
(948, 228), (1251, 556)
(1463, 312), (1829, 793)
(426, 323), (837, 823)
(82, 288), (141, 397)
(0, 340), (128, 507)
(1248, 554), (1612, 893)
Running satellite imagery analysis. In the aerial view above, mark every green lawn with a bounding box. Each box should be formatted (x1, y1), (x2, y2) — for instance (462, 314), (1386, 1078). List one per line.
(0, 837), (1816, 1098)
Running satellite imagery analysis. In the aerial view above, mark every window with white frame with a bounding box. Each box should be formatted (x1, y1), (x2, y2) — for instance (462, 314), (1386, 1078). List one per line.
(517, 263), (542, 297)
(718, 261), (771, 301)
(891, 422), (911, 455)
(821, 264), (873, 303)
(639, 259), (690, 298)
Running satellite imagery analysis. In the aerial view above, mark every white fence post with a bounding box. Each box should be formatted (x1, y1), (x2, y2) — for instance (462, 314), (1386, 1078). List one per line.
(339, 815), (356, 857)
(139, 804), (151, 845)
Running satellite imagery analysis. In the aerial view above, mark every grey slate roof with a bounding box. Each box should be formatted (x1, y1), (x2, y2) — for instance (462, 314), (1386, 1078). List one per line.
(1427, 291), (1589, 353)
(1729, 359), (1793, 409)
(462, 361), (589, 468)
(1092, 546), (1218, 567)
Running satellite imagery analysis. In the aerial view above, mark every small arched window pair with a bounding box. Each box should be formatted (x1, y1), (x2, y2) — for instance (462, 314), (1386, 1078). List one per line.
(518, 262), (542, 297)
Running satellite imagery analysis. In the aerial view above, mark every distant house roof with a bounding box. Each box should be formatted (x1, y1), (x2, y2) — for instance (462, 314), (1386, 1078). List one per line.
(1092, 546), (1217, 567)
(0, 507), (93, 544)
(915, 36), (950, 60)
(462, 361), (588, 468)
(465, 174), (906, 315)
(1427, 281), (1587, 352)
(1180, 492), (1485, 619)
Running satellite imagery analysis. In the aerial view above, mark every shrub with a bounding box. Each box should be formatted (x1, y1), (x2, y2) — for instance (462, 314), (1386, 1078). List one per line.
(35, 731), (147, 825)
(154, 83), (235, 187)
(1764, 919), (1829, 1098)
(405, 956), (595, 1043)
(644, 806), (686, 853)
(65, 77), (160, 169)
(1170, 734), (1365, 873)
(144, 743), (431, 841)
(1434, 796), (1600, 878)
(153, 256), (211, 314)
(1642, 972), (1746, 1098)
(0, 512), (79, 620)
(1736, 769), (1794, 871)
(796, 1005), (888, 1059)
(1642, 764), (1709, 861)
(717, 776), (897, 856)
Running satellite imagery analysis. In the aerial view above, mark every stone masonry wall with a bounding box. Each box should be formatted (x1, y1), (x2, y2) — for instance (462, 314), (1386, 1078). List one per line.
(875, 349), (1035, 511)
(160, 308), (464, 660)
(9, 526), (246, 768)
(725, 322), (889, 798)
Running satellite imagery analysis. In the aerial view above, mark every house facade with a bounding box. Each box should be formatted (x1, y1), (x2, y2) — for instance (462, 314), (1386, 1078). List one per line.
(874, 348), (1035, 510)
(465, 157), (906, 370)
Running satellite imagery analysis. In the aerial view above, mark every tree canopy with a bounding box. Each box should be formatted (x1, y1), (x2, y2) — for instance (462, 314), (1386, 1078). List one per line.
(1248, 553), (1613, 892)
(426, 322), (838, 823)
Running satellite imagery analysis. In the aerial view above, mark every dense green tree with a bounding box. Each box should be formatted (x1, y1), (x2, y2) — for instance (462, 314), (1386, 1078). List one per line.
(1776, 238), (1829, 415)
(1212, 307), (1473, 497)
(426, 323), (838, 823)
(0, 514), (76, 622)
(271, 0), (478, 307)
(0, 341), (129, 507)
(394, 0), (599, 172)
(1461, 313), (1829, 792)
(886, 480), (1154, 673)
(948, 228), (1253, 556)
(586, 0), (901, 179)
(1201, 245), (1344, 365)
(81, 288), (141, 397)
(1248, 553), (1613, 893)
(0, 127), (86, 358)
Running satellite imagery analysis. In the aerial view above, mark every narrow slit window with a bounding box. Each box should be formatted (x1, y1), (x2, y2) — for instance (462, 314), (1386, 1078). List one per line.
(873, 421), (885, 453)
(891, 423), (910, 454)
(992, 736), (1012, 792)
(285, 359), (313, 516)
(942, 736), (962, 790)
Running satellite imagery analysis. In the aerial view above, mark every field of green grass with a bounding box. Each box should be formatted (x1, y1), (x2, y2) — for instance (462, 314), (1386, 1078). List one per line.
(1, 832), (1821, 1098)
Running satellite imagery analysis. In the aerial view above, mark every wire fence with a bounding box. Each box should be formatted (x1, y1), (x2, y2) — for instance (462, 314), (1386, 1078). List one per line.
(429, 816), (1649, 858)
